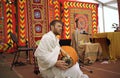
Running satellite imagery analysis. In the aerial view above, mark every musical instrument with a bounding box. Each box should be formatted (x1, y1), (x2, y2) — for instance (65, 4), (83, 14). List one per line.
(58, 46), (79, 68)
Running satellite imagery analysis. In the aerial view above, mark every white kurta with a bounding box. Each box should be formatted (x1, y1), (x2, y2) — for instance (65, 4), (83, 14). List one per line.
(34, 31), (89, 78)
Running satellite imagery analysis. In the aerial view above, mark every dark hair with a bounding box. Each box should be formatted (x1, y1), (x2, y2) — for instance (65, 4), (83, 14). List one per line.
(50, 20), (63, 27)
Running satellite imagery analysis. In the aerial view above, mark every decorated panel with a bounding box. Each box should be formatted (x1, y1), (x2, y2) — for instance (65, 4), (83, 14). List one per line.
(27, 0), (49, 48)
(61, 1), (98, 39)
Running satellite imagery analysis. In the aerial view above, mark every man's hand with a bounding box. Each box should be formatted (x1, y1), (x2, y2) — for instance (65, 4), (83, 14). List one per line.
(55, 60), (69, 70)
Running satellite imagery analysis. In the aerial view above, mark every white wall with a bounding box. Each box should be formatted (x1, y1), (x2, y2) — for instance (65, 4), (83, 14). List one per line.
(75, 0), (119, 32)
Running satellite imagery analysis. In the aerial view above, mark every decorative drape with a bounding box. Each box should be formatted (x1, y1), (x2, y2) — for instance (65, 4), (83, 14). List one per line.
(0, 0), (98, 52)
(0, 0), (28, 52)
(18, 0), (27, 46)
(27, 0), (49, 63)
(60, 1), (98, 39)
(2, 0), (16, 53)
(27, 0), (49, 48)
(48, 0), (61, 30)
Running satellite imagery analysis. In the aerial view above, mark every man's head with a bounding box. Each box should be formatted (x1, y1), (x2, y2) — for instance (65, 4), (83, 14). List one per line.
(50, 20), (63, 36)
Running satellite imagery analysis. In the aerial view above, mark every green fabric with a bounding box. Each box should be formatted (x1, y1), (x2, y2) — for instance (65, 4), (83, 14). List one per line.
(36, 40), (40, 46)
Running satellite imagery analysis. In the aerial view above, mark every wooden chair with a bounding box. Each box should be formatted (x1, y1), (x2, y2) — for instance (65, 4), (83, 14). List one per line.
(10, 32), (35, 70)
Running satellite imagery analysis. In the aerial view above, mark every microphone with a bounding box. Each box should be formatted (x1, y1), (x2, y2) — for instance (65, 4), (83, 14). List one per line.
(80, 30), (90, 35)
(75, 18), (79, 23)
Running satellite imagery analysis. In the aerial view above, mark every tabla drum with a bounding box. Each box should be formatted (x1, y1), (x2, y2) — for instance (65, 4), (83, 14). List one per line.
(58, 46), (79, 68)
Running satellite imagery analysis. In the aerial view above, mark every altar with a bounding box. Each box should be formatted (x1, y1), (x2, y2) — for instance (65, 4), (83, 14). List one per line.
(94, 32), (120, 60)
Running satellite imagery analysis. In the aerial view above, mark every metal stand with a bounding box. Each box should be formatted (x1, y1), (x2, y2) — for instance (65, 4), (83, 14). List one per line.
(80, 65), (93, 73)
(79, 59), (93, 73)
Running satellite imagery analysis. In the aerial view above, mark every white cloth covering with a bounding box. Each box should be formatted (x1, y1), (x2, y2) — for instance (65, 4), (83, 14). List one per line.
(34, 31), (89, 78)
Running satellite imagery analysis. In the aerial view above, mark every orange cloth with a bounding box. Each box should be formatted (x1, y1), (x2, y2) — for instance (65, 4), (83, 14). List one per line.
(59, 46), (79, 67)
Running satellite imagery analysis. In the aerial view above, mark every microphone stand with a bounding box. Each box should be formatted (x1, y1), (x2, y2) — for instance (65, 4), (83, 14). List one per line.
(75, 19), (93, 73)
(80, 65), (93, 73)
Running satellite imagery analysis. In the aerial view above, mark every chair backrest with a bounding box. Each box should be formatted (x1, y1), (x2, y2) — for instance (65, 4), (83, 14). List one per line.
(10, 32), (18, 44)
(10, 33), (29, 48)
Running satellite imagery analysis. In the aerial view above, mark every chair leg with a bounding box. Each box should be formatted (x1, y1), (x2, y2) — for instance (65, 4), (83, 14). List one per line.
(16, 51), (20, 62)
(11, 51), (18, 70)
(26, 51), (30, 63)
(11, 51), (26, 70)
(79, 51), (93, 73)
(26, 51), (29, 59)
(15, 51), (26, 65)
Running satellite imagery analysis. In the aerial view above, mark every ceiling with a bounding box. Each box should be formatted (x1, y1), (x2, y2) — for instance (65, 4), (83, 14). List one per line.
(94, 0), (118, 10)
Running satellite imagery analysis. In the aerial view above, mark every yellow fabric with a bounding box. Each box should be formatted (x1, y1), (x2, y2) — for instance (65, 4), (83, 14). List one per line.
(71, 31), (102, 63)
(93, 37), (109, 59)
(94, 32), (120, 60)
(77, 34), (90, 43)
(79, 43), (102, 63)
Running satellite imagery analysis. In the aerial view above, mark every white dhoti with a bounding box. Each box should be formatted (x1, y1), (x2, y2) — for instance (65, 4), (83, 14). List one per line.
(40, 63), (88, 78)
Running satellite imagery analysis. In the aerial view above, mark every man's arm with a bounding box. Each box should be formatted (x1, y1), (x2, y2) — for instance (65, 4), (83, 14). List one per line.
(34, 36), (61, 70)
